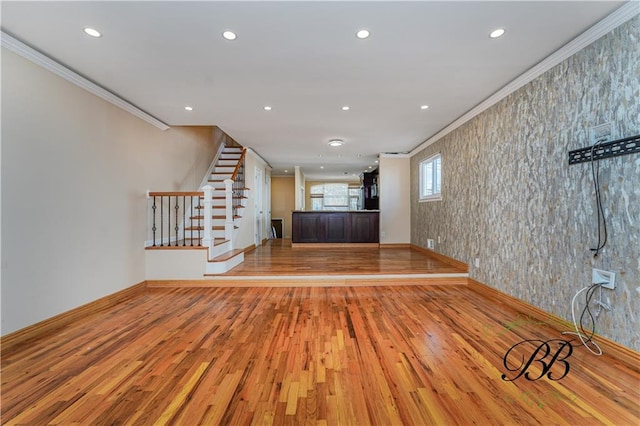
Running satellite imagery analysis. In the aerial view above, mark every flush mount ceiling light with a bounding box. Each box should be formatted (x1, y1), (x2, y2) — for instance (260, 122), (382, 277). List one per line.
(420, 105), (429, 110)
(328, 139), (343, 147)
(489, 28), (506, 38)
(342, 106), (350, 111)
(264, 106), (272, 111)
(83, 27), (102, 38)
(184, 106), (193, 111)
(356, 29), (370, 39)
(222, 31), (237, 40)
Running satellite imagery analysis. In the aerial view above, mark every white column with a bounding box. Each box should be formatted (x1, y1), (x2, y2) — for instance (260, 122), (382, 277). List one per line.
(202, 185), (214, 248)
(224, 179), (234, 245)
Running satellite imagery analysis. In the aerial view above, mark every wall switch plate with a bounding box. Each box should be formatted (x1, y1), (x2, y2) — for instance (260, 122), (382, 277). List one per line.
(474, 258), (480, 268)
(592, 268), (616, 289)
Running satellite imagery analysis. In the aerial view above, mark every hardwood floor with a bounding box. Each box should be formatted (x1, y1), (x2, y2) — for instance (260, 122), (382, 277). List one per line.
(2, 285), (638, 425)
(220, 239), (465, 276)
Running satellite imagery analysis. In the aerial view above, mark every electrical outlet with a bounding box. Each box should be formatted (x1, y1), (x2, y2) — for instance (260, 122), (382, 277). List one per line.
(438, 236), (441, 244)
(427, 239), (434, 249)
(474, 258), (480, 268)
(590, 122), (613, 145)
(592, 268), (616, 290)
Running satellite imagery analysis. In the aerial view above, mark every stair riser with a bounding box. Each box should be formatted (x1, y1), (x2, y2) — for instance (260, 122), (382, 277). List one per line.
(214, 167), (235, 173)
(205, 252), (244, 274)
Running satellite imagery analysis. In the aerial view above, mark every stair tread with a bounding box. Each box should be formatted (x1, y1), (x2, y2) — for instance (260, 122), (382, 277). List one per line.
(189, 215), (242, 220)
(209, 249), (244, 262)
(184, 225), (239, 230)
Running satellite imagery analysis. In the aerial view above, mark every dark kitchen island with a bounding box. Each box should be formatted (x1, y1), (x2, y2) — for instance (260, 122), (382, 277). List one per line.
(291, 210), (380, 247)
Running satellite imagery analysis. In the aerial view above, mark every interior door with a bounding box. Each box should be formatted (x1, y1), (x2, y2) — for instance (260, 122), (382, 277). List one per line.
(254, 167), (263, 245)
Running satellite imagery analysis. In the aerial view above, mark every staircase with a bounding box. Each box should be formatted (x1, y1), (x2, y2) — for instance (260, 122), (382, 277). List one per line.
(200, 146), (248, 274)
(145, 144), (249, 276)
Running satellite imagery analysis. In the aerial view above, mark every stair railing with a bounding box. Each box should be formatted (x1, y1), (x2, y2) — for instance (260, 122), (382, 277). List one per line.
(230, 148), (247, 220)
(147, 192), (204, 247)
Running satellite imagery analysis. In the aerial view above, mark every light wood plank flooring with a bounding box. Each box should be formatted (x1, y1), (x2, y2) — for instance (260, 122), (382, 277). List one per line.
(2, 285), (638, 425)
(222, 239), (465, 276)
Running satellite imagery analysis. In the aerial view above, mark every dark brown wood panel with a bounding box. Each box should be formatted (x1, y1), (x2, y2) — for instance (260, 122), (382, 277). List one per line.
(292, 211), (379, 244)
(351, 211), (379, 243)
(325, 213), (348, 242)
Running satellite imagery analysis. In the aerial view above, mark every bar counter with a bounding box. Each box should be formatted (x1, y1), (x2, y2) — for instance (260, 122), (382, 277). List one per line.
(291, 210), (379, 246)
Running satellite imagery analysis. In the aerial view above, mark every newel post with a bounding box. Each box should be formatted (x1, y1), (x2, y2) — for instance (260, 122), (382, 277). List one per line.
(202, 185), (214, 248)
(224, 179), (234, 244)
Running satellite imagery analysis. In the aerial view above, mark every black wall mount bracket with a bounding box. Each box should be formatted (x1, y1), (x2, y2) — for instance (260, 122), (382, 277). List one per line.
(568, 134), (640, 165)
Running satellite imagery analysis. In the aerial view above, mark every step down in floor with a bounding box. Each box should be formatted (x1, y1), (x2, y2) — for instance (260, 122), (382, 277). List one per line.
(206, 249), (244, 274)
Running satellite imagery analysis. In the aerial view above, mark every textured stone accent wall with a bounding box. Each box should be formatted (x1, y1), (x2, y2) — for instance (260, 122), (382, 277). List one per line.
(411, 17), (639, 350)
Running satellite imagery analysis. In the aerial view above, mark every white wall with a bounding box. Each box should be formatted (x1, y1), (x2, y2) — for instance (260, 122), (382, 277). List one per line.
(1, 49), (217, 335)
(294, 166), (306, 211)
(234, 149), (270, 250)
(379, 154), (411, 244)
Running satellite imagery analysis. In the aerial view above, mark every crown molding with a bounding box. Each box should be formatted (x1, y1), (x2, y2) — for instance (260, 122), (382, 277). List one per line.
(410, 1), (639, 157)
(1, 31), (170, 131)
(380, 153), (410, 158)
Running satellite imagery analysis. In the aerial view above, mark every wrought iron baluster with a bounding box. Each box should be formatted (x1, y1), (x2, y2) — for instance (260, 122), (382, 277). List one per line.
(152, 196), (157, 246)
(190, 196), (194, 246)
(160, 196), (164, 246)
(183, 196), (186, 246)
(197, 196), (202, 246)
(174, 196), (179, 246)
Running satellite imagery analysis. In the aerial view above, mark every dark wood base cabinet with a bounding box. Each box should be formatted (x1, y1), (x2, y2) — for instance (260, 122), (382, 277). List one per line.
(292, 211), (379, 244)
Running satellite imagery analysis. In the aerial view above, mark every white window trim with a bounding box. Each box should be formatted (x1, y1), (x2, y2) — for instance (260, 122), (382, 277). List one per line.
(419, 153), (442, 202)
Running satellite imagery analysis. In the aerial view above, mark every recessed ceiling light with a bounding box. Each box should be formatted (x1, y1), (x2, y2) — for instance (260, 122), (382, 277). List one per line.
(83, 28), (102, 38)
(222, 31), (237, 40)
(369, 166), (373, 169)
(489, 28), (505, 39)
(284, 170), (288, 173)
(356, 29), (370, 39)
(320, 166), (324, 169)
(185, 106), (193, 111)
(328, 139), (343, 147)
(375, 160), (379, 163)
(342, 106), (350, 111)
(420, 105), (429, 110)
(264, 106), (272, 111)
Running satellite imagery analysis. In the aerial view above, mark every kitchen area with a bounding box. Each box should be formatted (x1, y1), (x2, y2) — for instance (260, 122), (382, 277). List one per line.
(271, 168), (380, 246)
(270, 154), (410, 247)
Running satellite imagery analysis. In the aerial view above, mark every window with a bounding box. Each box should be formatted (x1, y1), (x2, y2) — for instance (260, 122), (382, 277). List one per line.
(310, 183), (359, 211)
(419, 154), (442, 201)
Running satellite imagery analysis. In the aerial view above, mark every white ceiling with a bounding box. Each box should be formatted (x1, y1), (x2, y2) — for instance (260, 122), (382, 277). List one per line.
(0, 1), (627, 180)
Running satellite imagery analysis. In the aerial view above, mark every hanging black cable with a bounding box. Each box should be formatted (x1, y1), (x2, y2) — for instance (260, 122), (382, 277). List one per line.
(579, 283), (601, 344)
(590, 139), (608, 257)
